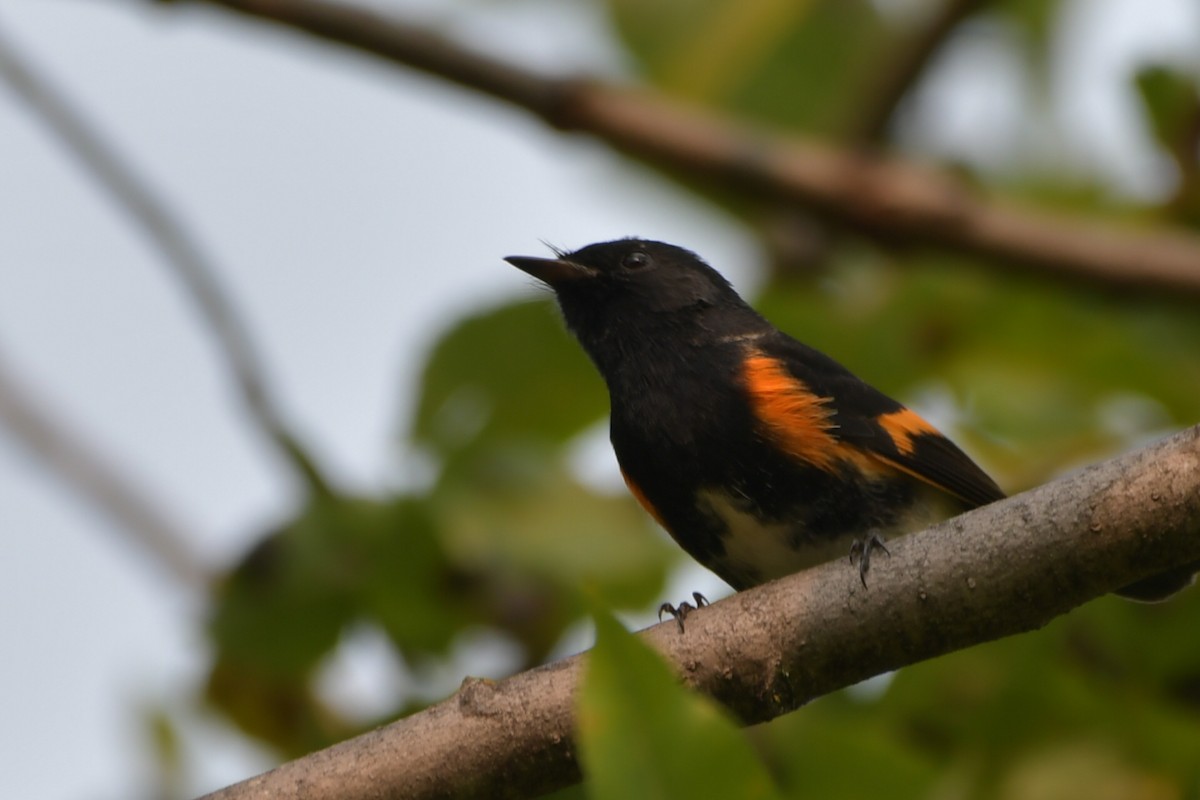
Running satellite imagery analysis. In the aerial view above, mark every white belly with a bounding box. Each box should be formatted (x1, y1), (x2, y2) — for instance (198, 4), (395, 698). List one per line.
(697, 486), (951, 588)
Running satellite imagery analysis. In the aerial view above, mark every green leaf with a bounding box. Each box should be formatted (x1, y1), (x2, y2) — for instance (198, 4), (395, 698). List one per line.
(872, 598), (1200, 794)
(436, 450), (672, 611)
(204, 656), (350, 758)
(998, 0), (1066, 66)
(578, 611), (782, 800)
(754, 588), (1200, 797)
(753, 692), (939, 799)
(1135, 65), (1199, 160)
(606, 0), (884, 134)
(412, 299), (606, 465)
(354, 497), (478, 655)
(210, 495), (466, 676)
(142, 704), (185, 799)
(210, 514), (355, 678)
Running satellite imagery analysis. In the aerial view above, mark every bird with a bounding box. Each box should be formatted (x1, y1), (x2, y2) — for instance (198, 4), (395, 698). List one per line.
(504, 238), (1196, 621)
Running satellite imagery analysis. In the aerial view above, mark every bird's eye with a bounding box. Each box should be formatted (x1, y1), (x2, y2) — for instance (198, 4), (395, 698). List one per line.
(622, 251), (650, 269)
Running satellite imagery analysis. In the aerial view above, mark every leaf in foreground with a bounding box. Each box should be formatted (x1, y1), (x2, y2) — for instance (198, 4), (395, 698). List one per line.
(578, 611), (782, 800)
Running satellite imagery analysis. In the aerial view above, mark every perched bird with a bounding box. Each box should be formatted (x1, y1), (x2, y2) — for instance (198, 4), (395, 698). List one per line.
(505, 238), (1195, 617)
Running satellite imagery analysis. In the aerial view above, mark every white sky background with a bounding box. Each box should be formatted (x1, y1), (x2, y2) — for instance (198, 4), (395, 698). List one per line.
(0, 0), (1196, 797)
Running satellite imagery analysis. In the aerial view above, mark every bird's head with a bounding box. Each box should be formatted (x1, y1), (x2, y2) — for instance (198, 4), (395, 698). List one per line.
(505, 239), (749, 339)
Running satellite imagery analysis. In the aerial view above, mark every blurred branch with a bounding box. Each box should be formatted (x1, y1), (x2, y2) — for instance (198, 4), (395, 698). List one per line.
(198, 424), (1200, 800)
(176, 0), (1200, 298)
(849, 0), (989, 143)
(0, 348), (209, 589)
(0, 22), (331, 495)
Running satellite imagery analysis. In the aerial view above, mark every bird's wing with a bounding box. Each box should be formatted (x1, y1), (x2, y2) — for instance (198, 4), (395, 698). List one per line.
(741, 337), (1005, 508)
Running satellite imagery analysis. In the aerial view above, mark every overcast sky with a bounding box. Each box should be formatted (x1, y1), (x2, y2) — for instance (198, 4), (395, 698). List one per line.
(1, 1), (1197, 797)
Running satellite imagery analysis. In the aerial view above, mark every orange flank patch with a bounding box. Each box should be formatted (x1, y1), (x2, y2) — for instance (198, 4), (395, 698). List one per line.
(621, 469), (668, 529)
(741, 353), (847, 472)
(876, 408), (941, 456)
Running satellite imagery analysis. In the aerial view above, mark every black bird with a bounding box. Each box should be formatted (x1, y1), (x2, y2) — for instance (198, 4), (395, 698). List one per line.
(505, 238), (1196, 613)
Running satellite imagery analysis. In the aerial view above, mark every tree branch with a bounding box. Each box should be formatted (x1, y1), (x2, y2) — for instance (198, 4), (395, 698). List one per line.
(175, 0), (1200, 298)
(0, 21), (331, 495)
(197, 424), (1200, 799)
(0, 347), (209, 589)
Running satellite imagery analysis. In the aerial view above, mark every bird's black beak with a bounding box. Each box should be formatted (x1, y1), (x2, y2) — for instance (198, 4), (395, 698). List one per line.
(504, 255), (596, 286)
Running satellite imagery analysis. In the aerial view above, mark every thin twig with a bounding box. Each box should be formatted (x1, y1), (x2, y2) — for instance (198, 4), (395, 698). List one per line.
(0, 21), (331, 494)
(850, 0), (990, 143)
(0, 347), (209, 589)
(183, 0), (1200, 298)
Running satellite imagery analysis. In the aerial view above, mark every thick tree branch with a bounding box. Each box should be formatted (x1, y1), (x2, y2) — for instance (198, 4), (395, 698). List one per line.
(176, 0), (1200, 297)
(0, 22), (331, 495)
(198, 424), (1200, 800)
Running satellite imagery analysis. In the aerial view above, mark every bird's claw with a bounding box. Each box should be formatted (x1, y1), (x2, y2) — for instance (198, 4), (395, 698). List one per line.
(658, 591), (709, 633)
(849, 532), (890, 587)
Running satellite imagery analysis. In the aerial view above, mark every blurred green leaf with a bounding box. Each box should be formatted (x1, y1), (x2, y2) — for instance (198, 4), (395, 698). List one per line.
(204, 657), (350, 758)
(436, 449), (673, 612)
(210, 495), (467, 676)
(1135, 66), (1199, 161)
(998, 0), (1065, 66)
(356, 498), (486, 656)
(751, 691), (941, 799)
(754, 591), (1200, 798)
(143, 705), (186, 800)
(205, 494), (484, 753)
(413, 299), (607, 468)
(578, 611), (782, 800)
(606, 0), (884, 134)
(210, 515), (355, 678)
(1135, 64), (1200, 221)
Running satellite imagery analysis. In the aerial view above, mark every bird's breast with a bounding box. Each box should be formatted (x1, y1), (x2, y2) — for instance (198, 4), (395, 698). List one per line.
(695, 479), (961, 589)
(696, 488), (847, 588)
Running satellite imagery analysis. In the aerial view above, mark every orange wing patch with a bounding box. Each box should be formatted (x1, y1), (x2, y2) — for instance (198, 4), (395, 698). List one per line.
(876, 408), (941, 456)
(741, 352), (845, 472)
(621, 469), (668, 529)
(741, 351), (985, 501)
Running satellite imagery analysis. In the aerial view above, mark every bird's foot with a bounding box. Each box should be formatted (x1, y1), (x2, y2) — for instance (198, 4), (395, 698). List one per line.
(849, 532), (890, 587)
(658, 592), (709, 633)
